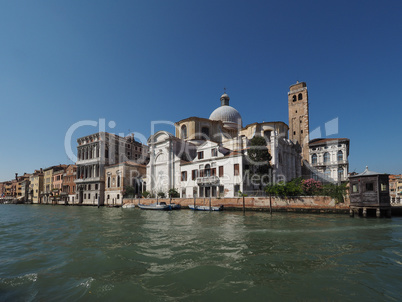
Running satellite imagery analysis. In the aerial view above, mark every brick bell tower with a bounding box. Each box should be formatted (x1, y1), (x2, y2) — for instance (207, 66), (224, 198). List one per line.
(288, 81), (310, 162)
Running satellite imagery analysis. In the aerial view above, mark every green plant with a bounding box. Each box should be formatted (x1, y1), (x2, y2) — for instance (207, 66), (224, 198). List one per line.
(124, 186), (136, 197)
(238, 190), (248, 197)
(157, 191), (166, 198)
(142, 191), (150, 198)
(321, 183), (347, 203)
(168, 188), (180, 198)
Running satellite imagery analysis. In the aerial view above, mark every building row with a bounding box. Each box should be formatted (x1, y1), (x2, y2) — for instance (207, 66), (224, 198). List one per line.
(1, 82), (357, 205)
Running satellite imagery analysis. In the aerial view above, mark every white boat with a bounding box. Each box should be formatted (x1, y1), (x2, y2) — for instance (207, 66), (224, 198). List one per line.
(188, 204), (223, 211)
(122, 203), (136, 209)
(138, 202), (171, 210)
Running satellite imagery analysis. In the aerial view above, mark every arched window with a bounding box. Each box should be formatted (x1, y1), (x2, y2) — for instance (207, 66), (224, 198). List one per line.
(324, 152), (330, 163)
(117, 175), (121, 187)
(292, 95), (296, 102)
(324, 169), (331, 178)
(337, 150), (343, 161)
(205, 164), (211, 177)
(298, 93), (303, 100)
(181, 125), (187, 139)
(311, 154), (317, 164)
(107, 176), (111, 188)
(338, 168), (344, 180)
(264, 130), (271, 143)
(201, 127), (210, 139)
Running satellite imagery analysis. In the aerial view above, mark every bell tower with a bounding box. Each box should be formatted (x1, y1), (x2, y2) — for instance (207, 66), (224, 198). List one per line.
(288, 81), (309, 162)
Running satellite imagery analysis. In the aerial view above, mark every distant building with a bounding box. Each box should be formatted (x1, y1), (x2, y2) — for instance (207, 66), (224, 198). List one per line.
(30, 169), (44, 204)
(63, 165), (77, 204)
(389, 174), (402, 203)
(75, 132), (148, 205)
(308, 138), (350, 182)
(42, 165), (67, 204)
(104, 161), (146, 206)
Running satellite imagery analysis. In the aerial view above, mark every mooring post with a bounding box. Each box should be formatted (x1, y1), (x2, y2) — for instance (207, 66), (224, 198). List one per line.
(209, 195), (212, 211)
(157, 195), (159, 205)
(269, 193), (272, 215)
(363, 207), (367, 217)
(242, 195), (245, 213)
(193, 195), (196, 209)
(376, 208), (381, 218)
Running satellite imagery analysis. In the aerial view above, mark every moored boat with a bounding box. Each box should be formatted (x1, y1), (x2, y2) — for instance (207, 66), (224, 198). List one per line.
(188, 205), (223, 211)
(138, 202), (171, 210)
(169, 203), (181, 210)
(122, 203), (136, 209)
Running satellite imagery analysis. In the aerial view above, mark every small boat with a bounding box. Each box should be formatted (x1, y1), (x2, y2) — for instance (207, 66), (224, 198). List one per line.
(122, 203), (136, 209)
(188, 205), (223, 211)
(138, 202), (171, 210)
(169, 203), (181, 210)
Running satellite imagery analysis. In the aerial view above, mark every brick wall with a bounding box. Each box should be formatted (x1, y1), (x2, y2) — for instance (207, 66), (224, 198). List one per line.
(123, 196), (350, 213)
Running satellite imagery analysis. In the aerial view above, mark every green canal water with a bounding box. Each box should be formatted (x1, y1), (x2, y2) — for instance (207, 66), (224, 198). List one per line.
(1, 205), (402, 301)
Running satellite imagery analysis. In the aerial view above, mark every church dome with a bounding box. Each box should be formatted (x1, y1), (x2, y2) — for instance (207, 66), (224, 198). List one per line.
(209, 93), (242, 129)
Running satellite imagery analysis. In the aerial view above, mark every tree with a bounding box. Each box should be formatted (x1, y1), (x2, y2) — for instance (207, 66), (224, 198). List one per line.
(124, 186), (136, 197)
(246, 136), (272, 189)
(168, 188), (180, 198)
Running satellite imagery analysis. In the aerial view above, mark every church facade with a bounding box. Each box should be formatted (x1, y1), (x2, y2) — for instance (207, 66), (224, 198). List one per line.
(146, 91), (302, 198)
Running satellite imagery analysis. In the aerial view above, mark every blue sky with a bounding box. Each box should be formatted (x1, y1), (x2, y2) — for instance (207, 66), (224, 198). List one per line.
(1, 0), (401, 181)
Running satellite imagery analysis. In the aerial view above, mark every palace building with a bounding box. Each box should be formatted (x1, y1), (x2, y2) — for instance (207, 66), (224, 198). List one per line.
(146, 91), (302, 198)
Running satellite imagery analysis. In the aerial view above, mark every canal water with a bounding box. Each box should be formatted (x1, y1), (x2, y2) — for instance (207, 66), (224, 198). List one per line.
(1, 205), (402, 301)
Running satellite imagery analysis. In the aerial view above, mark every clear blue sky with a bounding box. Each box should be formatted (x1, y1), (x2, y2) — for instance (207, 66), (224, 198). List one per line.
(1, 0), (401, 181)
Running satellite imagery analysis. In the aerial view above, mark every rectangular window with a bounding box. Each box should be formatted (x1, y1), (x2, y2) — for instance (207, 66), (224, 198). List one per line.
(234, 184), (240, 195)
(182, 188), (186, 198)
(381, 183), (387, 192)
(88, 193), (91, 199)
(198, 151), (204, 159)
(181, 171), (187, 181)
(211, 186), (217, 197)
(199, 187), (204, 197)
(192, 170), (198, 180)
(234, 164), (239, 176)
(352, 184), (359, 193)
(366, 183), (374, 191)
(193, 187), (198, 197)
(211, 148), (217, 157)
(219, 185), (224, 197)
(95, 184), (98, 190)
(219, 166), (224, 177)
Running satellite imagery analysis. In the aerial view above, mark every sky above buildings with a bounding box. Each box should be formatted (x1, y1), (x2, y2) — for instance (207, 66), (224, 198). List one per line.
(0, 0), (401, 181)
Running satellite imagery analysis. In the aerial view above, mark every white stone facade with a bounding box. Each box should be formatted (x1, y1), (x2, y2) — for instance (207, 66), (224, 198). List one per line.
(308, 138), (350, 182)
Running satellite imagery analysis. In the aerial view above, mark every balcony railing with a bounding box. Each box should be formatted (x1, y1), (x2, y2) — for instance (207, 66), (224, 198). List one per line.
(196, 176), (219, 185)
(311, 160), (348, 167)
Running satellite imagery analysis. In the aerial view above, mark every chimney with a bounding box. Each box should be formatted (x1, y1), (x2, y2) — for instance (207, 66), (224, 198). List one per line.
(15, 173), (18, 180)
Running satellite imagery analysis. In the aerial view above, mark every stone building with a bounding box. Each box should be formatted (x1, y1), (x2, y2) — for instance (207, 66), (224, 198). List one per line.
(146, 91), (301, 198)
(288, 81), (351, 183)
(75, 132), (148, 205)
(288, 81), (310, 162)
(104, 161), (146, 206)
(63, 165), (77, 204)
(29, 169), (44, 204)
(308, 138), (350, 182)
(41, 165), (67, 204)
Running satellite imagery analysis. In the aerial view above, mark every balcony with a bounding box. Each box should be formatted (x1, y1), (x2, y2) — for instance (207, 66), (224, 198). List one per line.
(75, 176), (101, 183)
(311, 160), (348, 167)
(196, 176), (219, 185)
